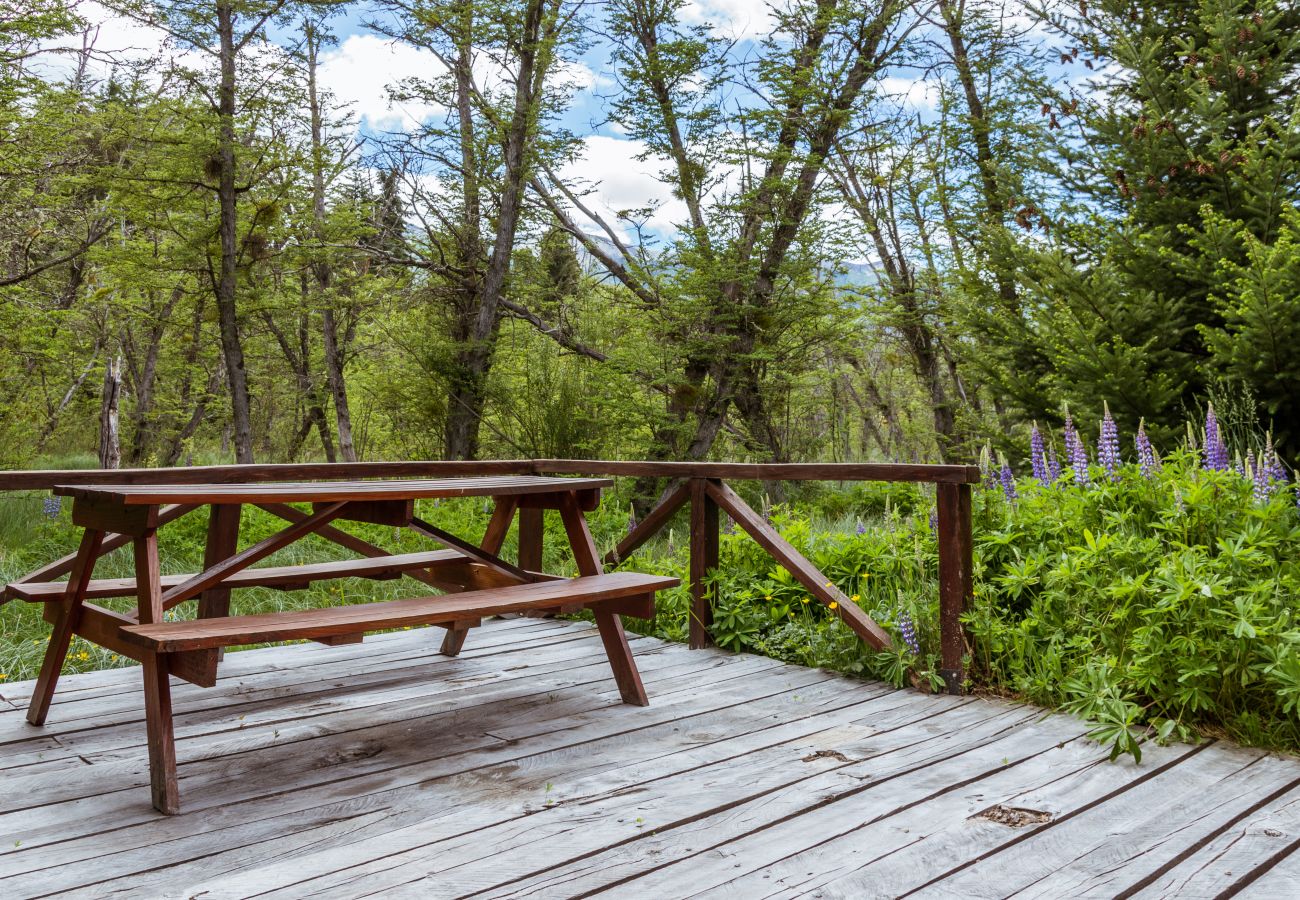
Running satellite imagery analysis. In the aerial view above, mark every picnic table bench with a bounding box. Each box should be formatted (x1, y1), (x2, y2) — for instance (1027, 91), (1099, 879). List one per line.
(2, 476), (677, 814)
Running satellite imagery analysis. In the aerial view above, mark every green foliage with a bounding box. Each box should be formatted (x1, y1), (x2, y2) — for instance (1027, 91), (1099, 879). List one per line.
(970, 452), (1300, 757)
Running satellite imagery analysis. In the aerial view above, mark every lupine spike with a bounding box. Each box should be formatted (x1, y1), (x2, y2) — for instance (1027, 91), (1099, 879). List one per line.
(898, 611), (920, 656)
(1098, 402), (1121, 480)
(1030, 423), (1049, 486)
(1047, 446), (1062, 483)
(1064, 412), (1090, 485)
(999, 455), (1017, 501)
(1135, 418), (1157, 477)
(1203, 404), (1229, 471)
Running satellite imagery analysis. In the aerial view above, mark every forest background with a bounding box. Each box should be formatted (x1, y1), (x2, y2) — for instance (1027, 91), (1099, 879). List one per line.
(4, 0), (1298, 475)
(3, 0), (1300, 756)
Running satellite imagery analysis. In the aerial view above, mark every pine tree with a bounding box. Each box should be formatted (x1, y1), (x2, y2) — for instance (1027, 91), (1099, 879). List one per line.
(979, 0), (1300, 448)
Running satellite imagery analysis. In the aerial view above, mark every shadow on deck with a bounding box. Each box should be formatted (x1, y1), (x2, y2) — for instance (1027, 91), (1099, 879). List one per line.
(1, 618), (1297, 898)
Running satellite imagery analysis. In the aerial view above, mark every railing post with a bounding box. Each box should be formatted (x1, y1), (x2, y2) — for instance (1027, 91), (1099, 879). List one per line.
(936, 481), (973, 694)
(688, 477), (719, 649)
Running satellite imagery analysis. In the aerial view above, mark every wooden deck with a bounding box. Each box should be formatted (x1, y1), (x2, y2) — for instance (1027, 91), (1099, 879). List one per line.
(1, 618), (1297, 898)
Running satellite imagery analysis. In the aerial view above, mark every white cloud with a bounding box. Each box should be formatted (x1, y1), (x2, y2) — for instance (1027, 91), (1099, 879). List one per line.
(318, 33), (445, 131)
(559, 136), (689, 239)
(880, 75), (940, 110)
(682, 0), (775, 40)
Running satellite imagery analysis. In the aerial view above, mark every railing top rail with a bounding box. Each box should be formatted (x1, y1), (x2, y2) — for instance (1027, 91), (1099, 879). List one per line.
(0, 458), (980, 492)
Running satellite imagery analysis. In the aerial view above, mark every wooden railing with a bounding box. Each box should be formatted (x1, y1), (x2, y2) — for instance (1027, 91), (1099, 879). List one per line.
(0, 459), (979, 692)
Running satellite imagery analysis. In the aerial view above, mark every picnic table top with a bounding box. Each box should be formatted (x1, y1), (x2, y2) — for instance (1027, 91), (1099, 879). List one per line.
(52, 475), (614, 505)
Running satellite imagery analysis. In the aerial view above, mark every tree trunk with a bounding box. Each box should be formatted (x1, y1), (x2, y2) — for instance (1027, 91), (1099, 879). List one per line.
(99, 356), (122, 469)
(443, 0), (547, 460)
(215, 3), (255, 463)
(305, 23), (357, 462)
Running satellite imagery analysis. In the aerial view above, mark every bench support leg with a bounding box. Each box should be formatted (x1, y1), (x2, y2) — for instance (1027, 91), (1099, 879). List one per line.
(142, 651), (179, 814)
(135, 531), (180, 815)
(594, 611), (648, 706)
(27, 529), (104, 726)
(440, 624), (470, 657)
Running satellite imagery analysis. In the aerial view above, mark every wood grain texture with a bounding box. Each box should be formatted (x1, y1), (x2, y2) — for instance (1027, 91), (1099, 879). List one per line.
(7, 549), (473, 602)
(0, 620), (1294, 898)
(937, 481), (973, 693)
(0, 459), (979, 493)
(53, 475), (613, 505)
(24, 529), (103, 725)
(120, 573), (676, 652)
(688, 478), (719, 649)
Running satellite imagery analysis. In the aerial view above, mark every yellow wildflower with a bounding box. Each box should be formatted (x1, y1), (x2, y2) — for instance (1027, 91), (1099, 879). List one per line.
(829, 601), (839, 610)
(850, 594), (860, 602)
(0, 673), (7, 681)
(801, 597), (810, 604)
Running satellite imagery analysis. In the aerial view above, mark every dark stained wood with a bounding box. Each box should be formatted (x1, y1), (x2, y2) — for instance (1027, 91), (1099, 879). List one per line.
(537, 459), (982, 484)
(4, 504), (197, 600)
(604, 480), (689, 566)
(314, 633), (364, 646)
(559, 491), (649, 706)
(41, 601), (216, 687)
(256, 503), (450, 593)
(0, 460), (540, 491)
(517, 506), (543, 571)
(439, 625), (471, 657)
(410, 516), (534, 585)
(937, 482), (973, 694)
(70, 495), (159, 538)
(158, 502), (350, 610)
(517, 488), (601, 511)
(54, 476), (613, 506)
(558, 491), (603, 579)
(6, 550), (473, 602)
(689, 479), (719, 650)
(133, 530), (179, 815)
(480, 497), (519, 554)
(0, 459), (979, 493)
(120, 573), (676, 652)
(705, 480), (892, 650)
(313, 499), (414, 526)
(196, 503), (241, 674)
(25, 529), (104, 726)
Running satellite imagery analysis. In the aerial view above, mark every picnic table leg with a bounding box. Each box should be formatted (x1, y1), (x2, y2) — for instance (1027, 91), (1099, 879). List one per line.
(26, 529), (104, 726)
(559, 492), (649, 707)
(134, 530), (179, 815)
(197, 504), (241, 663)
(440, 497), (519, 657)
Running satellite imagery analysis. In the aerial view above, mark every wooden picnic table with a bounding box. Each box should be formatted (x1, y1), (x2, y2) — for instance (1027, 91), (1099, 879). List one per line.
(3, 476), (678, 814)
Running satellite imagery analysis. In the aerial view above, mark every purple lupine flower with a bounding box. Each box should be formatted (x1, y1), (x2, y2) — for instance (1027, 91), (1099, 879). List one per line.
(1098, 403), (1121, 480)
(928, 508), (938, 532)
(1203, 405), (1229, 471)
(1234, 454), (1246, 478)
(1135, 419), (1158, 477)
(627, 511), (637, 535)
(1030, 423), (1049, 486)
(999, 458), (1017, 501)
(1252, 453), (1274, 503)
(855, 519), (866, 535)
(1264, 437), (1288, 484)
(41, 496), (61, 519)
(1047, 446), (1062, 483)
(1064, 413), (1090, 485)
(898, 612), (920, 656)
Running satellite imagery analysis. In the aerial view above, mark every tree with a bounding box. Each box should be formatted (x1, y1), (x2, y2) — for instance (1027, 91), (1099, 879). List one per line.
(378, 0), (584, 460)
(535, 0), (924, 473)
(977, 0), (1300, 449)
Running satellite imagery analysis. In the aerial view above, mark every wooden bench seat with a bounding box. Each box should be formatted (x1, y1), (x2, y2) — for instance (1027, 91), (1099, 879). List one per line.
(4, 549), (475, 602)
(122, 572), (676, 652)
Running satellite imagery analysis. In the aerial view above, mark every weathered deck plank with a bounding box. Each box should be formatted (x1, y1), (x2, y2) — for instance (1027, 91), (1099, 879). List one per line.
(0, 618), (1296, 899)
